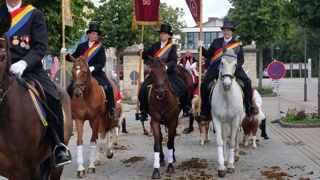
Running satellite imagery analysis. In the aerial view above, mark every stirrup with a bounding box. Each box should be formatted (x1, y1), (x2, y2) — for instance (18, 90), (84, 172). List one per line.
(53, 143), (72, 167)
(109, 108), (116, 117)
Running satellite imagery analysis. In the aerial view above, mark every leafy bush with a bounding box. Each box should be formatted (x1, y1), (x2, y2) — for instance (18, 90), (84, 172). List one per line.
(282, 108), (320, 124)
(122, 96), (132, 101)
(256, 86), (275, 96)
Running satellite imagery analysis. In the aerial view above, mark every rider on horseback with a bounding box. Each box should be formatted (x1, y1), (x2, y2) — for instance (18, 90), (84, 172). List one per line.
(198, 17), (258, 120)
(137, 23), (191, 121)
(64, 24), (117, 118)
(1, 0), (71, 166)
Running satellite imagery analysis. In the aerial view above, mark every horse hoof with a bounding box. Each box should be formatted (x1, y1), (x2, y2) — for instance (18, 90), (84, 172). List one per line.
(87, 167), (95, 174)
(234, 156), (240, 162)
(160, 160), (166, 167)
(151, 168), (161, 179)
(107, 152), (114, 159)
(77, 170), (85, 178)
(94, 160), (100, 166)
(173, 156), (176, 163)
(227, 167), (235, 173)
(218, 169), (227, 177)
(113, 142), (118, 146)
(166, 163), (174, 173)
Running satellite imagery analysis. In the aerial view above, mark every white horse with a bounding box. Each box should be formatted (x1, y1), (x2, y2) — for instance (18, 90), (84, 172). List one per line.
(211, 44), (244, 177)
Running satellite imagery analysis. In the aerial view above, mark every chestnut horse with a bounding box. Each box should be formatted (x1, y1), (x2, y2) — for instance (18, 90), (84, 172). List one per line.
(0, 15), (72, 179)
(148, 57), (179, 179)
(69, 55), (119, 177)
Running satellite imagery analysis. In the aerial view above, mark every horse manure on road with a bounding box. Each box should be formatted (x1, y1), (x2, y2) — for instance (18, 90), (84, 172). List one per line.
(121, 156), (146, 164)
(176, 158), (208, 169)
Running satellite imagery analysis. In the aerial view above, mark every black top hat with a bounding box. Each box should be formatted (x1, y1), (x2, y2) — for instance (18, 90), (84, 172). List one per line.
(220, 18), (235, 32)
(86, 24), (101, 36)
(158, 23), (173, 36)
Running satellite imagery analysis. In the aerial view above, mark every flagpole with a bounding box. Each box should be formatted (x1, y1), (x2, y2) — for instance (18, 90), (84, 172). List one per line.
(136, 25), (144, 114)
(197, 0), (203, 116)
(62, 0), (66, 88)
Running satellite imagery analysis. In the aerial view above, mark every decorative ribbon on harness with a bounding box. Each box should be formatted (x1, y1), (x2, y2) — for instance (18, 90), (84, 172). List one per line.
(83, 43), (102, 62)
(209, 42), (241, 67)
(28, 89), (48, 126)
(154, 43), (173, 58)
(6, 5), (35, 38)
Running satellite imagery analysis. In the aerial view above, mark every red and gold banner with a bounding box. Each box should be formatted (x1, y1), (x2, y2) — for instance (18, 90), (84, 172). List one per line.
(132, 0), (161, 29)
(185, 0), (200, 24)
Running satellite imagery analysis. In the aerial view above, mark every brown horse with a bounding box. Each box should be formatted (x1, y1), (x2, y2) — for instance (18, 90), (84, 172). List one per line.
(69, 55), (119, 177)
(148, 57), (179, 179)
(0, 15), (72, 179)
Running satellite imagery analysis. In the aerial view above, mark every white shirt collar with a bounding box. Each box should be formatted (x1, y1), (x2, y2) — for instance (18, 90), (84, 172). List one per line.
(224, 37), (232, 43)
(160, 41), (168, 48)
(6, 2), (22, 12)
(88, 41), (95, 48)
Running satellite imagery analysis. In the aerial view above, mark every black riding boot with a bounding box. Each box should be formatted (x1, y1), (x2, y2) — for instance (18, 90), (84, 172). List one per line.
(103, 85), (116, 117)
(243, 82), (258, 118)
(187, 115), (194, 133)
(122, 118), (129, 133)
(261, 118), (270, 139)
(138, 101), (148, 121)
(66, 81), (74, 99)
(180, 95), (192, 116)
(46, 95), (72, 167)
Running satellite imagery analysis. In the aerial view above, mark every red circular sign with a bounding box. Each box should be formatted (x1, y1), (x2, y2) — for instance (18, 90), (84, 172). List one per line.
(267, 61), (286, 80)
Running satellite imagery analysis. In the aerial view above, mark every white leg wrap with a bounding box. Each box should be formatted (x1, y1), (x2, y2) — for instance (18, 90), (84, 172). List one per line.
(167, 149), (173, 163)
(228, 148), (235, 164)
(90, 145), (96, 163)
(154, 152), (160, 168)
(217, 146), (224, 165)
(77, 145), (84, 164)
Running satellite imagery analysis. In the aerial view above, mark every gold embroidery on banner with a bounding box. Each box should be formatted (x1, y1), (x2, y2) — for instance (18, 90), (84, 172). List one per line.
(142, 0), (151, 5)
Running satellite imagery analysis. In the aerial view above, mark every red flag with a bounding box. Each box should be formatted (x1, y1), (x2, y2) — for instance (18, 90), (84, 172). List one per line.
(132, 0), (161, 29)
(185, 0), (201, 24)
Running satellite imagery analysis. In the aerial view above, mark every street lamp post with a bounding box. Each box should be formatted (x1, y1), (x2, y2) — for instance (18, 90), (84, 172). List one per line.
(275, 46), (280, 60)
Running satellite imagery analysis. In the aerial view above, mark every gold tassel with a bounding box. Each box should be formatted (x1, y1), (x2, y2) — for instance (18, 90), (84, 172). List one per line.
(132, 16), (138, 30)
(157, 16), (162, 28)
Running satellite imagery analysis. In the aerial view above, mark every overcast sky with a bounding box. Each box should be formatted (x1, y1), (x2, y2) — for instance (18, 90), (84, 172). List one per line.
(91, 0), (232, 27)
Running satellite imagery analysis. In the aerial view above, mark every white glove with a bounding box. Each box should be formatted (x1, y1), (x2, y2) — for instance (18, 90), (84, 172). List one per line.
(197, 40), (203, 48)
(89, 66), (95, 72)
(138, 43), (144, 51)
(10, 60), (28, 76)
(165, 65), (168, 70)
(60, 47), (67, 54)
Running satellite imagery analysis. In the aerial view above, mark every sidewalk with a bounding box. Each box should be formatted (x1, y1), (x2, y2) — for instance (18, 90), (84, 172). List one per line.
(262, 78), (320, 171)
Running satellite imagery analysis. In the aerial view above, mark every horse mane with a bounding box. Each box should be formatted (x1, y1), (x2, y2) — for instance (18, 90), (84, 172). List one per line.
(4, 35), (12, 75)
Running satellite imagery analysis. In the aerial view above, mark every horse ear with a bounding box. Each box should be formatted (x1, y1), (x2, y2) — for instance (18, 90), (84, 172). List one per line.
(68, 54), (76, 62)
(233, 45), (240, 55)
(0, 13), (12, 36)
(222, 42), (227, 53)
(148, 55), (156, 63)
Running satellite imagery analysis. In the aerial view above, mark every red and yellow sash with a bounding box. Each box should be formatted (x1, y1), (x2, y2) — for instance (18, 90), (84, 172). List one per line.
(6, 5), (35, 38)
(154, 43), (173, 58)
(209, 42), (241, 67)
(83, 43), (102, 62)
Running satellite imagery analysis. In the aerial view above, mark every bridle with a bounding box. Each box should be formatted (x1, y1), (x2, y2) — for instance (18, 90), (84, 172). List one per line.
(72, 61), (89, 93)
(0, 36), (15, 102)
(151, 60), (168, 100)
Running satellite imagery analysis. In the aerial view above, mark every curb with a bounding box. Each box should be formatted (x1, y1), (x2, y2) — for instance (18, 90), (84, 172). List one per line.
(278, 120), (320, 128)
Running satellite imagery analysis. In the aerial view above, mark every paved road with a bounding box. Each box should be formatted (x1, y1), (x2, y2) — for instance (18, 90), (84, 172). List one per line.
(1, 78), (320, 179)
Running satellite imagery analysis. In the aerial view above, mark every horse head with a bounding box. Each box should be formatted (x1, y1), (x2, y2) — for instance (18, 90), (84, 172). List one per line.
(150, 57), (167, 99)
(0, 13), (11, 84)
(219, 42), (239, 91)
(69, 54), (91, 98)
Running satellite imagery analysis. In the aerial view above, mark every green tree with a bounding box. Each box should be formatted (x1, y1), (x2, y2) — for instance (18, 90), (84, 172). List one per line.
(0, 0), (94, 55)
(288, 0), (320, 114)
(228, 0), (291, 88)
(92, 0), (186, 55)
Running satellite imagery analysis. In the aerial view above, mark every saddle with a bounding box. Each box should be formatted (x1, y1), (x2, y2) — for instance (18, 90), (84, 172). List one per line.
(22, 76), (49, 127)
(207, 78), (244, 103)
